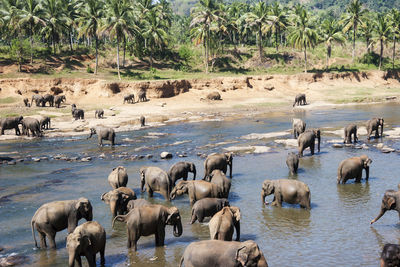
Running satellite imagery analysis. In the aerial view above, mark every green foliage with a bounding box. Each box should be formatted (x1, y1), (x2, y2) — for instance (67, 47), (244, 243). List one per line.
(178, 45), (193, 64)
(86, 64), (93, 73)
(10, 39), (29, 71)
(359, 51), (381, 65)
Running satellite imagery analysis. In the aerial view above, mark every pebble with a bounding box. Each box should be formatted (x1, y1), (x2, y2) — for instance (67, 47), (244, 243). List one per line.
(40, 157), (48, 161)
(81, 157), (92, 162)
(179, 153), (188, 158)
(54, 155), (62, 159)
(160, 152), (173, 159)
(99, 153), (105, 158)
(376, 143), (384, 149)
(146, 154), (153, 159)
(7, 161), (16, 165)
(138, 155), (145, 159)
(16, 158), (24, 162)
(332, 144), (343, 148)
(32, 158), (40, 162)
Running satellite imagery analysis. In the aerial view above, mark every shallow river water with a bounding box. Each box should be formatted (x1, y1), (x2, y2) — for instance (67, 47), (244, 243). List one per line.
(1, 103), (400, 267)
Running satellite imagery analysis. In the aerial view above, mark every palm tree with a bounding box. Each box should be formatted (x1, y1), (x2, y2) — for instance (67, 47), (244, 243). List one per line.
(101, 0), (137, 80)
(17, 0), (45, 63)
(268, 2), (287, 52)
(190, 0), (221, 73)
(341, 0), (367, 63)
(78, 0), (104, 74)
(42, 0), (65, 55)
(360, 15), (374, 53)
(320, 18), (345, 70)
(242, 1), (270, 61)
(287, 5), (318, 73)
(61, 0), (81, 52)
(389, 9), (400, 69)
(373, 13), (390, 70)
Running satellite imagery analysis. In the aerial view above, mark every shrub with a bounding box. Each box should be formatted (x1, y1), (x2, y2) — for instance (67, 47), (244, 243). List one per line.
(359, 52), (380, 66)
(86, 64), (93, 73)
(178, 45), (193, 65)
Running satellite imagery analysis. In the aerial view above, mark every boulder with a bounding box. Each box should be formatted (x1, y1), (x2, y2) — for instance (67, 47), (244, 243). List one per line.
(160, 152), (173, 159)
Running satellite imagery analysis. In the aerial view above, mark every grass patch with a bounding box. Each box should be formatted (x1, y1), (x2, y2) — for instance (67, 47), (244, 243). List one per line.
(0, 97), (19, 104)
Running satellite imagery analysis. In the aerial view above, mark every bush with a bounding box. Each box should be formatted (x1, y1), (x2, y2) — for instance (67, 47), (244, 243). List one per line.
(359, 52), (380, 66)
(178, 45), (193, 65)
(86, 64), (93, 73)
(10, 39), (30, 72)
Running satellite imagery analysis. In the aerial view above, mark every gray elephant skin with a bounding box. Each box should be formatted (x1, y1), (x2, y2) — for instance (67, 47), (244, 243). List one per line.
(71, 104), (84, 120)
(43, 94), (54, 107)
(206, 169), (231, 198)
(209, 206), (240, 241)
(366, 117), (384, 140)
(0, 116), (23, 135)
(101, 187), (136, 217)
(379, 243), (400, 267)
(261, 179), (311, 209)
(298, 128), (320, 157)
(286, 152), (299, 175)
(108, 166), (128, 189)
(344, 124), (357, 144)
(204, 153), (233, 179)
(31, 94), (44, 107)
(190, 198), (229, 224)
(88, 127), (115, 146)
(112, 204), (183, 251)
(21, 117), (42, 137)
(95, 109), (104, 119)
(293, 118), (306, 138)
(54, 95), (66, 108)
(140, 166), (171, 201)
(370, 184), (400, 224)
(180, 240), (268, 267)
(39, 116), (51, 130)
(31, 198), (93, 249)
(170, 180), (223, 205)
(168, 161), (197, 187)
(293, 93), (307, 107)
(66, 221), (106, 267)
(126, 199), (151, 212)
(140, 116), (145, 127)
(337, 155), (371, 184)
(138, 89), (148, 102)
(123, 94), (135, 104)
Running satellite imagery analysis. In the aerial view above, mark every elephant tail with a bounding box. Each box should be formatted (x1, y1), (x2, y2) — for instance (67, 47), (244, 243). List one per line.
(213, 209), (226, 239)
(31, 220), (38, 248)
(112, 215), (126, 228)
(179, 256), (184, 267)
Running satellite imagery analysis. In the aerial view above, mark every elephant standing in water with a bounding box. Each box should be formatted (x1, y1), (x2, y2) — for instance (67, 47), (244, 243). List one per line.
(293, 93), (307, 107)
(140, 166), (171, 201)
(261, 179), (311, 209)
(337, 155), (372, 184)
(204, 153), (233, 179)
(344, 124), (357, 144)
(180, 240), (268, 267)
(31, 198), (93, 249)
(0, 116), (23, 135)
(108, 166), (128, 189)
(298, 129), (320, 157)
(126, 199), (151, 212)
(370, 184), (400, 224)
(380, 244), (400, 267)
(366, 117), (384, 140)
(170, 180), (223, 205)
(168, 161), (196, 187)
(206, 170), (231, 198)
(101, 187), (136, 217)
(286, 152), (299, 175)
(293, 118), (306, 138)
(190, 198), (229, 224)
(88, 127), (115, 146)
(112, 204), (183, 251)
(209, 206), (241, 241)
(66, 221), (106, 267)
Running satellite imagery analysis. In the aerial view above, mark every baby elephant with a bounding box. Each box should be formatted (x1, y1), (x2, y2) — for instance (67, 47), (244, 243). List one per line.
(101, 187), (136, 217)
(293, 118), (306, 138)
(293, 93), (307, 107)
(66, 221), (106, 267)
(108, 166), (128, 189)
(23, 98), (30, 107)
(190, 198), (229, 224)
(370, 184), (400, 224)
(337, 155), (372, 184)
(39, 116), (51, 130)
(71, 104), (84, 120)
(366, 117), (384, 140)
(261, 179), (311, 209)
(344, 124), (358, 144)
(380, 244), (400, 267)
(209, 206), (240, 241)
(140, 116), (145, 127)
(95, 109), (104, 119)
(88, 127), (115, 146)
(123, 94), (135, 104)
(286, 152), (299, 175)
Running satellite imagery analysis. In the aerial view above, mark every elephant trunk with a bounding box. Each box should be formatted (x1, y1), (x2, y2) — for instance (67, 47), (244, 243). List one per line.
(235, 222), (240, 241)
(381, 123), (384, 137)
(365, 166), (370, 180)
(110, 201), (117, 217)
(192, 167), (196, 180)
(371, 206), (387, 224)
(173, 219), (183, 237)
(170, 189), (176, 200)
(140, 178), (145, 193)
(86, 209), (93, 221)
(229, 163), (232, 178)
(68, 250), (77, 267)
(257, 253), (269, 267)
(261, 191), (266, 204)
(317, 136), (321, 152)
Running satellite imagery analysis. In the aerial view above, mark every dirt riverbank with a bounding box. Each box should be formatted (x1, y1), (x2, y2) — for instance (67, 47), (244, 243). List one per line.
(0, 70), (400, 141)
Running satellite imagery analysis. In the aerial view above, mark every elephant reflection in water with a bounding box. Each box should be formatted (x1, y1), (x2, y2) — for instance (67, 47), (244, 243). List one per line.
(127, 246), (166, 265)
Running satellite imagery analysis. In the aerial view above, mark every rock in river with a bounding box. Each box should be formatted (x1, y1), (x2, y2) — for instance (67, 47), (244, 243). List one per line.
(160, 152), (173, 159)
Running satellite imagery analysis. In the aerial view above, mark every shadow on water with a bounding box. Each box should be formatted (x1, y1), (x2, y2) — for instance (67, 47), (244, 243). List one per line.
(337, 182), (371, 204)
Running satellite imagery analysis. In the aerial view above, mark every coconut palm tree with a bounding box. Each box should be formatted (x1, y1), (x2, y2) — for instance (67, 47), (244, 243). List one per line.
(78, 0), (104, 74)
(320, 18), (345, 70)
(42, 0), (65, 55)
(287, 5), (318, 73)
(360, 15), (374, 53)
(242, 1), (270, 61)
(341, 0), (367, 63)
(61, 0), (81, 52)
(268, 2), (287, 52)
(373, 13), (390, 70)
(389, 8), (400, 69)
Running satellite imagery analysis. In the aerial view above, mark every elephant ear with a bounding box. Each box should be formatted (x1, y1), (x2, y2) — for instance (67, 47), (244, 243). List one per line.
(101, 192), (110, 204)
(82, 235), (91, 247)
(231, 207), (241, 222)
(236, 246), (248, 266)
(166, 207), (178, 224)
(386, 196), (396, 210)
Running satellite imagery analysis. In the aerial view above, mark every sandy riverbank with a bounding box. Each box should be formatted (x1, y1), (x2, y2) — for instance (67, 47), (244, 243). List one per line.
(0, 70), (400, 141)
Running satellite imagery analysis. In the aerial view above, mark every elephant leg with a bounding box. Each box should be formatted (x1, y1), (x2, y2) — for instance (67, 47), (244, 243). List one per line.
(310, 144), (314, 155)
(271, 194), (282, 207)
(146, 185), (153, 197)
(100, 247), (105, 265)
(190, 213), (197, 224)
(39, 232), (47, 248)
(76, 256), (82, 267)
(130, 231), (139, 251)
(375, 129), (380, 138)
(161, 189), (169, 201)
(298, 146), (304, 157)
(46, 230), (57, 249)
(155, 226), (165, 246)
(85, 253), (95, 267)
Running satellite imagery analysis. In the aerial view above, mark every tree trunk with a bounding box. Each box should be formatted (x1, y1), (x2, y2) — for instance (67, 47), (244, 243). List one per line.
(117, 37), (121, 80)
(30, 24), (33, 64)
(392, 36), (396, 70)
(95, 35), (99, 75)
(379, 38), (383, 70)
(258, 25), (263, 62)
(52, 28), (56, 55)
(275, 28), (279, 52)
(69, 29), (73, 52)
(304, 42), (307, 73)
(123, 35), (126, 68)
(150, 49), (153, 69)
(352, 25), (356, 63)
(366, 37), (370, 53)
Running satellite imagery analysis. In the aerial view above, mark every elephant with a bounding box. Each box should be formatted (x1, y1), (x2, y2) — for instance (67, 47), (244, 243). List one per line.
(286, 152), (299, 175)
(108, 166), (128, 189)
(112, 204), (183, 251)
(366, 117), (384, 140)
(206, 92), (222, 100)
(39, 116), (51, 130)
(71, 104), (84, 120)
(101, 187), (136, 217)
(180, 240), (268, 267)
(297, 128), (321, 157)
(88, 127), (115, 146)
(66, 221), (106, 267)
(54, 95), (66, 108)
(204, 152), (233, 179)
(140, 166), (171, 201)
(190, 198), (229, 224)
(168, 161), (197, 187)
(138, 89), (148, 102)
(370, 184), (400, 224)
(0, 116), (23, 135)
(43, 94), (54, 107)
(206, 169), (231, 198)
(209, 206), (240, 241)
(123, 94), (135, 104)
(344, 124), (358, 144)
(261, 179), (311, 209)
(140, 115), (145, 127)
(170, 180), (223, 205)
(380, 244), (400, 267)
(31, 198), (93, 249)
(95, 109), (104, 119)
(293, 118), (306, 138)
(23, 98), (30, 107)
(293, 93), (307, 107)
(126, 199), (151, 212)
(21, 117), (42, 137)
(31, 94), (44, 107)
(337, 155), (372, 184)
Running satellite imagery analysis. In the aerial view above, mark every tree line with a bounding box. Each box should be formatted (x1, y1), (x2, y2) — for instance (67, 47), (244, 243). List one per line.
(0, 0), (399, 78)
